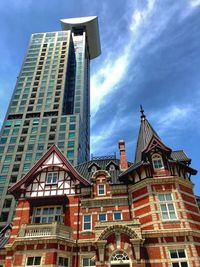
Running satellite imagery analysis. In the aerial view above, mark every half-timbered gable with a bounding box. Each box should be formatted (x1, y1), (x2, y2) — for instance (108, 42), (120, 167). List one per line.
(9, 145), (90, 199)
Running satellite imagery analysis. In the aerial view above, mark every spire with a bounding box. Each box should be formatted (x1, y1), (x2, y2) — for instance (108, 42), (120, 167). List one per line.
(140, 104), (146, 120)
(134, 107), (162, 163)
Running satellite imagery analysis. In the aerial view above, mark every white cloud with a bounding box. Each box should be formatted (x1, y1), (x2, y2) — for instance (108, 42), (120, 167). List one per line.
(91, 0), (157, 117)
(91, 113), (131, 154)
(190, 0), (200, 7)
(154, 105), (193, 134)
(91, 0), (200, 121)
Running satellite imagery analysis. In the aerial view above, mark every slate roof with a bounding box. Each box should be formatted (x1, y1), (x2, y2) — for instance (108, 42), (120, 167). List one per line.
(171, 150), (191, 163)
(75, 158), (131, 184)
(118, 161), (150, 178)
(134, 115), (161, 163)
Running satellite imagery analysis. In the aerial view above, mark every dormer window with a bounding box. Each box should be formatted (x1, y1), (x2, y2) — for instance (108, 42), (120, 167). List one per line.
(152, 154), (164, 169)
(109, 164), (115, 171)
(91, 166), (97, 173)
(46, 172), (58, 184)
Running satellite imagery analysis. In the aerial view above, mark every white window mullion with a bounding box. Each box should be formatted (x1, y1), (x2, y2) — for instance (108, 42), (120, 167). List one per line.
(158, 193), (177, 221)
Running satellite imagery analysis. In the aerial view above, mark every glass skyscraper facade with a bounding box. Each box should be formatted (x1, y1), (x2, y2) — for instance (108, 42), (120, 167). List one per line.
(0, 17), (101, 228)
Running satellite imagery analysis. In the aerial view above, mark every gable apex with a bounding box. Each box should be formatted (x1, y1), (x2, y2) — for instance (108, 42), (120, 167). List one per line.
(9, 145), (90, 198)
(143, 134), (172, 155)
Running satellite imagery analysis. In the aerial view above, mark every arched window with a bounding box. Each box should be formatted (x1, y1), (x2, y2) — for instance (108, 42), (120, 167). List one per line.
(110, 250), (130, 266)
(152, 154), (164, 169)
(109, 164), (116, 171)
(91, 165), (97, 173)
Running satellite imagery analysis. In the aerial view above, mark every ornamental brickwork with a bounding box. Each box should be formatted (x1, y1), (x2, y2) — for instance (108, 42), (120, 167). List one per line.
(0, 113), (200, 267)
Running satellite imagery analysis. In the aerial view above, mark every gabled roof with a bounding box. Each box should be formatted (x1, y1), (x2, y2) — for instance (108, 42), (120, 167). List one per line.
(75, 158), (127, 184)
(9, 145), (90, 198)
(134, 106), (170, 163)
(105, 160), (119, 170)
(143, 134), (171, 154)
(119, 161), (150, 179)
(87, 162), (101, 171)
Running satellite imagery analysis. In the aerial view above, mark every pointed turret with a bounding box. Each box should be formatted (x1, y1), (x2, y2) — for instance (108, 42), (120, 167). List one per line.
(134, 106), (163, 163)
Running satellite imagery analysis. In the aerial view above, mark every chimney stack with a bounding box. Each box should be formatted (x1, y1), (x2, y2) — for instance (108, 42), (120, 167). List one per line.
(118, 140), (128, 171)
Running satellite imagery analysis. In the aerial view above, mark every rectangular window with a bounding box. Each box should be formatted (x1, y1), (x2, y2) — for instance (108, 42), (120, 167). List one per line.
(83, 215), (91, 231)
(67, 150), (74, 158)
(67, 141), (74, 148)
(158, 193), (177, 221)
(113, 212), (122, 221)
(58, 257), (69, 267)
(169, 249), (188, 267)
(33, 206), (62, 224)
(3, 199), (12, 208)
(68, 132), (75, 139)
(2, 165), (9, 173)
(5, 155), (12, 162)
(7, 146), (14, 153)
(23, 163), (31, 172)
(46, 172), (58, 184)
(98, 184), (105, 196)
(82, 258), (96, 267)
(10, 137), (17, 144)
(26, 256), (41, 266)
(98, 213), (107, 222)
(0, 176), (6, 183)
(69, 124), (75, 130)
(25, 153), (32, 161)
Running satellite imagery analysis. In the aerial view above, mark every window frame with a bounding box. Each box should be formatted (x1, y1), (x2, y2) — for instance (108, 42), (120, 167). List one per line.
(158, 193), (178, 221)
(98, 184), (105, 196)
(46, 172), (58, 185)
(113, 212), (122, 221)
(169, 249), (189, 267)
(26, 256), (42, 266)
(82, 257), (96, 267)
(152, 153), (164, 170)
(58, 256), (69, 267)
(32, 206), (62, 224)
(98, 213), (107, 222)
(83, 214), (92, 231)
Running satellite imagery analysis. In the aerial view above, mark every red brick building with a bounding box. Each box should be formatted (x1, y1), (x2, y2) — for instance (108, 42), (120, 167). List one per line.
(1, 111), (200, 267)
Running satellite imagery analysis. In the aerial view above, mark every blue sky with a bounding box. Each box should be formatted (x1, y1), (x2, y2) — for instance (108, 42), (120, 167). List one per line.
(0, 0), (200, 194)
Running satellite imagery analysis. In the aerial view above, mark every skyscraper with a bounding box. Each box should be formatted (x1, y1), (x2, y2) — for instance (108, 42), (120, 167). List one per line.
(0, 16), (101, 228)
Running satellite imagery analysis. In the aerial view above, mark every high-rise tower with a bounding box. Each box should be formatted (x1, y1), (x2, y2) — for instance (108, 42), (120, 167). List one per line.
(0, 16), (101, 227)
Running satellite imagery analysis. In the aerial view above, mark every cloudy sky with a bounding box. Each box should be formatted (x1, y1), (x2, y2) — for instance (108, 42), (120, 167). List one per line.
(0, 0), (200, 194)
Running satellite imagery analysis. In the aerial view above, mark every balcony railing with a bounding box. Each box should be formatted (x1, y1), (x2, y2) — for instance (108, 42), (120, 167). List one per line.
(17, 222), (73, 240)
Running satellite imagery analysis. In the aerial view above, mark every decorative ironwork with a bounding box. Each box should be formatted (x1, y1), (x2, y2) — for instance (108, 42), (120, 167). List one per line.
(111, 250), (129, 261)
(91, 153), (116, 160)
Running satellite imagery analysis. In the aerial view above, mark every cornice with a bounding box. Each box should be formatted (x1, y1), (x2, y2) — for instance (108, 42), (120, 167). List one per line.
(128, 176), (194, 193)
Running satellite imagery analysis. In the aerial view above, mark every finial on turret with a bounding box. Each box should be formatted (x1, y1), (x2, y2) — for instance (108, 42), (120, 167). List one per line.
(140, 105), (146, 120)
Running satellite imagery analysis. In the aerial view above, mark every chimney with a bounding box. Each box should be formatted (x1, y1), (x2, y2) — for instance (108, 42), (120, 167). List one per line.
(118, 140), (128, 171)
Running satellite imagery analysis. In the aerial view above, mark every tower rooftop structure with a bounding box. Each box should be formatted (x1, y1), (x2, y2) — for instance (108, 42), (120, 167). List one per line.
(60, 16), (101, 59)
(134, 106), (161, 163)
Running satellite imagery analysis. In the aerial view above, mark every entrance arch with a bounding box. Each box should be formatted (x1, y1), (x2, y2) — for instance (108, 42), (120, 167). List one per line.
(110, 250), (131, 267)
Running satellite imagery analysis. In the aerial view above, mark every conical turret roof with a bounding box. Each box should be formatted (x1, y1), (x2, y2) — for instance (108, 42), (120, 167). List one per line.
(134, 106), (162, 163)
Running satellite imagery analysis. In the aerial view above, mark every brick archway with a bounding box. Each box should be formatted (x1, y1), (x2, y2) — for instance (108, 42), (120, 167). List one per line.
(98, 225), (138, 241)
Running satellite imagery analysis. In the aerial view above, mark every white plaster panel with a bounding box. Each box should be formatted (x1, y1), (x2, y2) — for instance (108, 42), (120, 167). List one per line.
(44, 154), (53, 165)
(53, 154), (62, 164)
